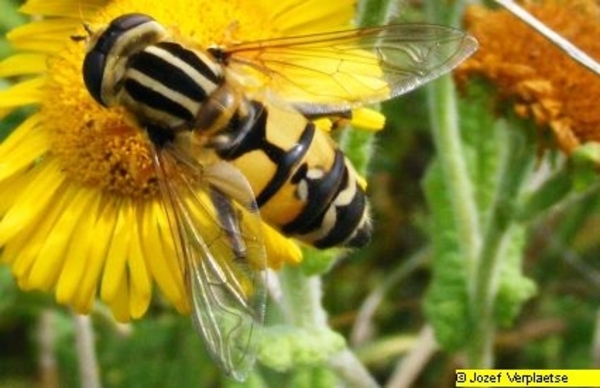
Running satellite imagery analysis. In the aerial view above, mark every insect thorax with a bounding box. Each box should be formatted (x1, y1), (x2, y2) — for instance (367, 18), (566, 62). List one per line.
(115, 39), (228, 135)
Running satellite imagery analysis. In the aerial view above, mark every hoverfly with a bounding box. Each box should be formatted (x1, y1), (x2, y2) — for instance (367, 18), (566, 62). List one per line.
(79, 13), (477, 380)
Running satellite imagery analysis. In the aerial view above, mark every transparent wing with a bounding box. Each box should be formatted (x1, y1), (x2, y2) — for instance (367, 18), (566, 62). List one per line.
(220, 24), (478, 114)
(151, 142), (266, 381)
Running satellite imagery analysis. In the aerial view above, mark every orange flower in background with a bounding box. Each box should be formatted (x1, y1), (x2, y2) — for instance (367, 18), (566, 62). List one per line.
(456, 0), (600, 154)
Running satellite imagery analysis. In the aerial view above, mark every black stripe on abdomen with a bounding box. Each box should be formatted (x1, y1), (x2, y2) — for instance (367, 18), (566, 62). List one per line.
(313, 179), (368, 248)
(255, 123), (315, 206)
(281, 153), (371, 248)
(215, 102), (316, 207)
(281, 150), (345, 235)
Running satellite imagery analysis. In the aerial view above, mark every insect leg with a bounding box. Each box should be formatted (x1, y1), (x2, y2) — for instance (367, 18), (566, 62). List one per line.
(208, 186), (248, 261)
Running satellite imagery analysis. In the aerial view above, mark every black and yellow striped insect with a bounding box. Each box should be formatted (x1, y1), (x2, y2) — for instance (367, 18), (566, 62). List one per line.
(79, 13), (477, 380)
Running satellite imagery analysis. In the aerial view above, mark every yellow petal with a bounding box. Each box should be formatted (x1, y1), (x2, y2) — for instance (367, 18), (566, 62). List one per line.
(263, 224), (302, 269)
(142, 200), (188, 313)
(350, 108), (386, 131)
(0, 54), (47, 77)
(273, 0), (355, 35)
(0, 172), (26, 218)
(0, 77), (46, 109)
(2, 215), (34, 265)
(55, 187), (102, 306)
(100, 198), (131, 304)
(127, 205), (151, 318)
(12, 181), (73, 291)
(0, 114), (41, 156)
(7, 19), (78, 52)
(28, 186), (92, 290)
(0, 159), (65, 246)
(0, 124), (49, 182)
(74, 195), (119, 313)
(19, 0), (109, 17)
(0, 167), (48, 260)
(107, 271), (131, 323)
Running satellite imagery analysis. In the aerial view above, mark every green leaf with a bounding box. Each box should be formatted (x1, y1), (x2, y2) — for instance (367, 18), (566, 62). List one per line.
(0, 0), (27, 60)
(289, 366), (337, 388)
(516, 167), (573, 222)
(356, 0), (397, 26)
(257, 325), (345, 372)
(422, 161), (469, 351)
(96, 316), (218, 388)
(458, 79), (503, 220)
(224, 371), (268, 388)
(570, 142), (600, 191)
(336, 126), (376, 178)
(423, 79), (502, 351)
(493, 225), (537, 327)
(298, 248), (339, 276)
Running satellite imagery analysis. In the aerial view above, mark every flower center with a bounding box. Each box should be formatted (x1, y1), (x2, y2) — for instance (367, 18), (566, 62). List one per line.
(41, 0), (274, 198)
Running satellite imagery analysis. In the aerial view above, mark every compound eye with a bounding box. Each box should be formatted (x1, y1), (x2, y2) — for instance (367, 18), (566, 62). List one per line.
(92, 14), (156, 56)
(109, 13), (156, 32)
(82, 50), (107, 106)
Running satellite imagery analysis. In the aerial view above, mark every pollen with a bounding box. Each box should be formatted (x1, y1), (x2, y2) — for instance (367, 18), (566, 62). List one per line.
(456, 0), (600, 154)
(40, 0), (275, 198)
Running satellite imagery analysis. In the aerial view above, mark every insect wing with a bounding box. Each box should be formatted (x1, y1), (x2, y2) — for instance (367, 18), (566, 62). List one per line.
(223, 24), (478, 114)
(152, 143), (266, 381)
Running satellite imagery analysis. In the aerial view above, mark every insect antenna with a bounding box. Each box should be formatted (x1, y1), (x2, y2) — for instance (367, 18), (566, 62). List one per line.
(70, 2), (94, 42)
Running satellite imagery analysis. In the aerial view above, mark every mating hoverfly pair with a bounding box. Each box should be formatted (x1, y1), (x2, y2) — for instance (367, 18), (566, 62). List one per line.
(78, 12), (477, 380)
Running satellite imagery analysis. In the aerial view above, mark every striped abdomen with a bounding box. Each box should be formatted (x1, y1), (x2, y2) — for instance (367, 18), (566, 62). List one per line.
(215, 101), (372, 249)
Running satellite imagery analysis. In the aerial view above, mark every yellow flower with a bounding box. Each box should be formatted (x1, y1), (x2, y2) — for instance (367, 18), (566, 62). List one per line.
(456, 0), (600, 154)
(0, 0), (375, 322)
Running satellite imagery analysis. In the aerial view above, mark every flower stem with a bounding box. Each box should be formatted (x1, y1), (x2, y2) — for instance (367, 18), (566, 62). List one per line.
(73, 313), (102, 388)
(468, 119), (534, 367)
(38, 310), (59, 388)
(427, 74), (482, 270)
(385, 326), (438, 388)
(350, 248), (428, 346)
(424, 0), (538, 368)
(593, 309), (600, 367)
(329, 349), (380, 388)
(277, 265), (379, 387)
(424, 0), (481, 262)
(278, 265), (327, 328)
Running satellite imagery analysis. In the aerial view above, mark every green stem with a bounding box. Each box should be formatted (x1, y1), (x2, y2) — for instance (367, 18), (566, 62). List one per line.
(424, 0), (481, 261)
(329, 350), (380, 388)
(278, 265), (327, 328)
(73, 313), (102, 388)
(552, 184), (600, 248)
(468, 119), (534, 367)
(356, 0), (396, 26)
(351, 248), (429, 346)
(424, 1), (539, 368)
(426, 0), (469, 26)
(277, 265), (379, 387)
(427, 74), (482, 269)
